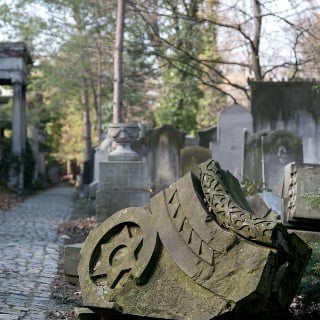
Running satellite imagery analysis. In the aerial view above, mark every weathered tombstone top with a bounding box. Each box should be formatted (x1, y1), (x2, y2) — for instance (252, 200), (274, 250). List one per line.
(146, 124), (186, 192)
(282, 162), (320, 229)
(211, 104), (253, 180)
(0, 42), (32, 85)
(262, 130), (303, 195)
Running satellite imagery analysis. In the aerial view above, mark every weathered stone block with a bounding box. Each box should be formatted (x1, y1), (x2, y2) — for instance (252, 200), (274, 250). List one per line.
(64, 243), (83, 283)
(74, 307), (99, 320)
(282, 162), (320, 229)
(99, 161), (148, 191)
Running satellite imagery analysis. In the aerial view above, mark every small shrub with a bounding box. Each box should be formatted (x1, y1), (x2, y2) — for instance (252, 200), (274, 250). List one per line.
(297, 242), (320, 307)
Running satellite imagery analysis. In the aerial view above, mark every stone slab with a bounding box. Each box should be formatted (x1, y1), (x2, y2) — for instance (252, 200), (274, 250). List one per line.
(211, 104), (253, 180)
(74, 307), (99, 320)
(289, 229), (320, 243)
(99, 161), (148, 191)
(64, 243), (83, 278)
(282, 162), (320, 228)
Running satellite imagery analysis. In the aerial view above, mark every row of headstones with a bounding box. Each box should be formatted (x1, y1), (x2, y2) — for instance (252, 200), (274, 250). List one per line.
(88, 124), (211, 195)
(88, 124), (212, 222)
(198, 104), (310, 196)
(87, 109), (309, 197)
(249, 162), (320, 232)
(87, 105), (320, 228)
(88, 114), (304, 198)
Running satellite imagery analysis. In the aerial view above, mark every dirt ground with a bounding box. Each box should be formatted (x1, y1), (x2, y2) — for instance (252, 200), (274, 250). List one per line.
(46, 197), (97, 320)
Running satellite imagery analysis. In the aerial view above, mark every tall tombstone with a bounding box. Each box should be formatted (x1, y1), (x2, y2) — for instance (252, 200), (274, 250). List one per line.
(88, 138), (111, 216)
(242, 129), (266, 184)
(243, 129), (303, 196)
(250, 80), (320, 164)
(0, 42), (32, 190)
(211, 104), (253, 180)
(262, 130), (303, 195)
(282, 162), (320, 230)
(146, 125), (186, 193)
(197, 126), (217, 148)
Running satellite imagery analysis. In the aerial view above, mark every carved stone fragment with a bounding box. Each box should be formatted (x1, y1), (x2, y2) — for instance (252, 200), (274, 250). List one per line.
(78, 160), (311, 320)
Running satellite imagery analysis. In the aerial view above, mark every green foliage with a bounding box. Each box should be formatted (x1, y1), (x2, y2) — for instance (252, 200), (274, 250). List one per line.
(156, 69), (203, 134)
(23, 140), (36, 190)
(298, 242), (320, 306)
(301, 190), (320, 209)
(241, 177), (264, 196)
(0, 138), (13, 186)
(0, 139), (36, 191)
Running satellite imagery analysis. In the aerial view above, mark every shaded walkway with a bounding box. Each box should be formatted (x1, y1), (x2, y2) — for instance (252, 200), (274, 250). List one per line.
(0, 186), (74, 320)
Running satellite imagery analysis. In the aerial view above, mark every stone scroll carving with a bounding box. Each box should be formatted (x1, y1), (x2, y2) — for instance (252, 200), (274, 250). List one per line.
(78, 160), (311, 320)
(199, 160), (287, 247)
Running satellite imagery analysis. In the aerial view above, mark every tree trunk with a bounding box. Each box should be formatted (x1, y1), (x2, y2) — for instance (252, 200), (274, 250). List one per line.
(82, 78), (92, 162)
(113, 0), (126, 123)
(252, 0), (262, 80)
(97, 44), (103, 140)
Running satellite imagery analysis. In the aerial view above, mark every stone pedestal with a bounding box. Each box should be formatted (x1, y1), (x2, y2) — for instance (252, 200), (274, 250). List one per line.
(96, 161), (149, 222)
(95, 123), (150, 223)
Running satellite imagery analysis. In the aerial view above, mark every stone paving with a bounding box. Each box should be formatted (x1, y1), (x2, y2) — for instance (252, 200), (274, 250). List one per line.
(0, 185), (74, 320)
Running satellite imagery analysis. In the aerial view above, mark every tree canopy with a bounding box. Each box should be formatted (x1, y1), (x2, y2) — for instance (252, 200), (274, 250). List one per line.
(0, 0), (319, 161)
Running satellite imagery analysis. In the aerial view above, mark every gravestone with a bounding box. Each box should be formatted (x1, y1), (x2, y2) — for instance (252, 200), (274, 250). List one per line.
(243, 130), (303, 196)
(262, 130), (303, 195)
(180, 145), (211, 176)
(88, 140), (111, 215)
(211, 104), (253, 180)
(243, 129), (267, 184)
(282, 162), (320, 230)
(146, 125), (186, 192)
(78, 160), (310, 320)
(197, 125), (217, 148)
(95, 123), (150, 222)
(250, 80), (320, 164)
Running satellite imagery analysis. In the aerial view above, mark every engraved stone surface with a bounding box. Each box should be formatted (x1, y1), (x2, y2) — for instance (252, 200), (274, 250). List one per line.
(96, 161), (150, 222)
(146, 125), (186, 192)
(282, 162), (320, 229)
(79, 160), (311, 320)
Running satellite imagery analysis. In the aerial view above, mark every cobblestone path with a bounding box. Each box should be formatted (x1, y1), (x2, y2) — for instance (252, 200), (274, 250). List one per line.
(0, 186), (74, 320)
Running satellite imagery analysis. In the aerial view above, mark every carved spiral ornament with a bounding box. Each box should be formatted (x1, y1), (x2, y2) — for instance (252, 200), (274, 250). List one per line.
(199, 159), (286, 247)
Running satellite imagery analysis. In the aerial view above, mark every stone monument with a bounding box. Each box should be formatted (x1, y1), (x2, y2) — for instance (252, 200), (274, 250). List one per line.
(146, 125), (186, 193)
(282, 162), (320, 229)
(79, 160), (310, 320)
(211, 104), (253, 180)
(95, 123), (150, 222)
